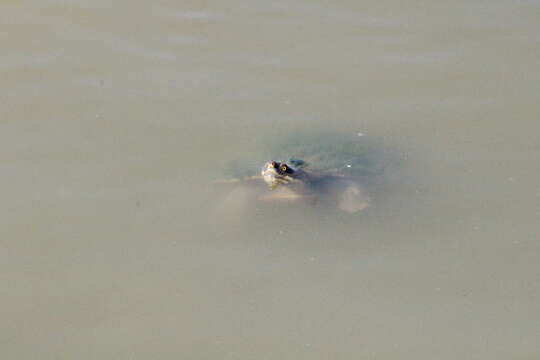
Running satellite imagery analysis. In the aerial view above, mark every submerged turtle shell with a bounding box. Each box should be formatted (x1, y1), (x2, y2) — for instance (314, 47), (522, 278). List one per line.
(216, 132), (383, 214)
(220, 132), (382, 182)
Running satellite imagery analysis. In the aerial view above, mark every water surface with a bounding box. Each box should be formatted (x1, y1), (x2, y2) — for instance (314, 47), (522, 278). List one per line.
(2, 1), (539, 359)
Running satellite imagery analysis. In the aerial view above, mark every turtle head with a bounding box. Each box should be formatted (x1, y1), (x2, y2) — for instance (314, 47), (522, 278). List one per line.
(261, 161), (295, 189)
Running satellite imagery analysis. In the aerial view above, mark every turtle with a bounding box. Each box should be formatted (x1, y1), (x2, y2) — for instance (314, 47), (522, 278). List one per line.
(215, 132), (377, 214)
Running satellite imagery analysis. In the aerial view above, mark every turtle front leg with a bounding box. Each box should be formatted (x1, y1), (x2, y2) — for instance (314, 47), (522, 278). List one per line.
(338, 182), (370, 213)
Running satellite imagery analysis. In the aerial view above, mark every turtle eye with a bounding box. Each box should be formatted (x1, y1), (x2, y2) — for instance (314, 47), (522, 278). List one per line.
(280, 164), (288, 173)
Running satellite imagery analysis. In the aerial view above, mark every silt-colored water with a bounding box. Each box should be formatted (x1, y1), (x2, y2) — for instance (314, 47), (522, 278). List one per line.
(2, 1), (539, 359)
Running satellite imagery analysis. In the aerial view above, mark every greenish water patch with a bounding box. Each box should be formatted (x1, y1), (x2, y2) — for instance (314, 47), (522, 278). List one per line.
(218, 131), (393, 181)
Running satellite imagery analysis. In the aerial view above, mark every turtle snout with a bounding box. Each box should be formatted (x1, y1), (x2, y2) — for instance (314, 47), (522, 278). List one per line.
(262, 161), (290, 188)
(261, 162), (279, 187)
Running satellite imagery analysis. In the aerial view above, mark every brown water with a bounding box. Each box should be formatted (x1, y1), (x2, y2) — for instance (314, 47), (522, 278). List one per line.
(2, 1), (540, 359)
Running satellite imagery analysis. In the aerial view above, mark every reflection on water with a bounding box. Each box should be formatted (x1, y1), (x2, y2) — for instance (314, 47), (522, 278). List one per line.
(2, 0), (540, 359)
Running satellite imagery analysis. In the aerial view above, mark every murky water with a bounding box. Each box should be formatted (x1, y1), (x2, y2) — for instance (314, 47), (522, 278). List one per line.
(2, 1), (539, 359)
